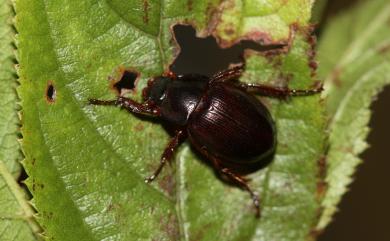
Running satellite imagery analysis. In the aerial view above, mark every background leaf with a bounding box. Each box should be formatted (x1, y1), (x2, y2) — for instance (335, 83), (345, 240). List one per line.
(17, 0), (326, 240)
(0, 0), (40, 240)
(314, 0), (390, 231)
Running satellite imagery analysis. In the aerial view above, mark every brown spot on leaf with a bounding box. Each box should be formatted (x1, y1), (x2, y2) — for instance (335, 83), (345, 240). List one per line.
(143, 0), (149, 24)
(317, 156), (327, 177)
(45, 81), (56, 103)
(224, 27), (235, 36)
(242, 31), (276, 45)
(216, 29), (283, 49)
(42, 211), (54, 220)
(309, 60), (318, 71)
(160, 212), (180, 240)
(32, 179), (44, 191)
(205, 2), (220, 34)
(330, 68), (342, 87)
(316, 155), (328, 200)
(316, 179), (327, 201)
(306, 155), (328, 240)
(239, 25), (297, 57)
(192, 223), (213, 241)
(110, 203), (127, 224)
(133, 123), (145, 132)
(378, 43), (390, 54)
(187, 0), (193, 11)
(158, 173), (175, 197)
(305, 26), (319, 77)
(106, 202), (121, 212)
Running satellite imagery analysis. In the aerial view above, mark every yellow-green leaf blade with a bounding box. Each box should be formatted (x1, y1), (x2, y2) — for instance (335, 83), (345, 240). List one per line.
(316, 0), (390, 230)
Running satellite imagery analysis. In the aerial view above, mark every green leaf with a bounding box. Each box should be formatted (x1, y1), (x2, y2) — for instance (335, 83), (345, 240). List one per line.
(314, 0), (390, 231)
(209, 0), (313, 46)
(0, 1), (40, 240)
(17, 0), (326, 240)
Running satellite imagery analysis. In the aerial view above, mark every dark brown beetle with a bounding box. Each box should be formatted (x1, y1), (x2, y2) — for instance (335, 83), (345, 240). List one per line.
(89, 65), (322, 217)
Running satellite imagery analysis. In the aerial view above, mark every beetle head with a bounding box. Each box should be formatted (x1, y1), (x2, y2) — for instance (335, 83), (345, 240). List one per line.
(143, 76), (171, 105)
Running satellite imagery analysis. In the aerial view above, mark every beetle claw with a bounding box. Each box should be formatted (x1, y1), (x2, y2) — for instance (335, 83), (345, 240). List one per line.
(144, 175), (155, 184)
(252, 194), (261, 218)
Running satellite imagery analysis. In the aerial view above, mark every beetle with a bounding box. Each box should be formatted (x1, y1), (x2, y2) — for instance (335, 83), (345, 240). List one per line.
(88, 65), (322, 217)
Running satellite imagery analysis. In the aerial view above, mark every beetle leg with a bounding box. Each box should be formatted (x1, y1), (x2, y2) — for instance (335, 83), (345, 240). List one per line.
(88, 96), (161, 116)
(239, 82), (323, 98)
(144, 130), (185, 183)
(210, 65), (245, 84)
(212, 158), (261, 217)
(192, 146), (260, 216)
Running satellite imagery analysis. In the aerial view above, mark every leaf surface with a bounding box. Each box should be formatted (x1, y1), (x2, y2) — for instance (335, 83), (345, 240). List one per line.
(17, 0), (326, 240)
(315, 0), (390, 230)
(0, 1), (40, 240)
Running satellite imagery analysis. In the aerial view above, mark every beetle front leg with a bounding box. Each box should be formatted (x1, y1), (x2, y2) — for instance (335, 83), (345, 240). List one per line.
(88, 96), (161, 116)
(145, 130), (185, 183)
(239, 82), (323, 98)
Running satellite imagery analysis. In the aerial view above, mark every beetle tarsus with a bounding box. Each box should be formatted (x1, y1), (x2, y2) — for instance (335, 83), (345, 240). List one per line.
(252, 192), (261, 218)
(144, 175), (156, 184)
(88, 98), (117, 106)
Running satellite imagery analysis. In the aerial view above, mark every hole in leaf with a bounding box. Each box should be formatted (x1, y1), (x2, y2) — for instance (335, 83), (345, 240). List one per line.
(170, 25), (284, 76)
(111, 69), (139, 96)
(45, 81), (56, 103)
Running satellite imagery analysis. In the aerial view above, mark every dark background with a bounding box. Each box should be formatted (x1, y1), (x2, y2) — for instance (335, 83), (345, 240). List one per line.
(172, 0), (390, 240)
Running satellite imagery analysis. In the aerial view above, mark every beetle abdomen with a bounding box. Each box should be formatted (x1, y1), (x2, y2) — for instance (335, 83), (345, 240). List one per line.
(188, 82), (276, 164)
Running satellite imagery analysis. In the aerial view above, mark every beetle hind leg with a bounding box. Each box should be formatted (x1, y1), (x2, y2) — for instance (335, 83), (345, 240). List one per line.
(193, 145), (261, 217)
(211, 158), (261, 217)
(220, 166), (261, 218)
